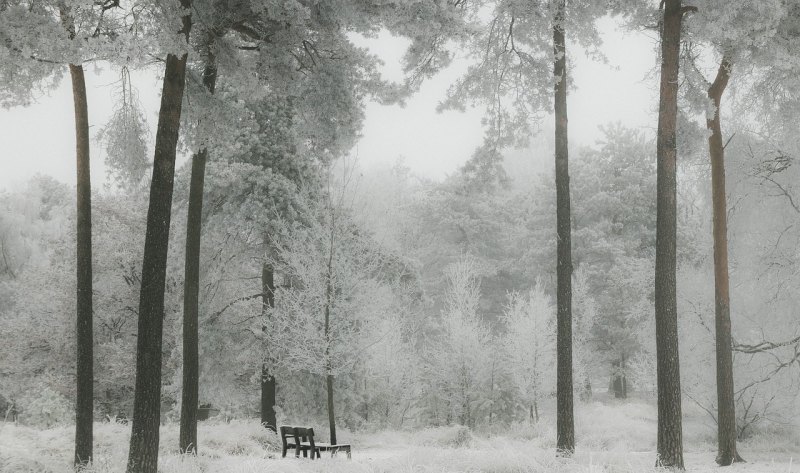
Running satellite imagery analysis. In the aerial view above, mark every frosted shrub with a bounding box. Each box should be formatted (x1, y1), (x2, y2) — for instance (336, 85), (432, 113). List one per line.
(451, 425), (472, 448)
(422, 258), (494, 427)
(502, 282), (555, 423)
(19, 386), (71, 428)
(199, 420), (280, 458)
(415, 425), (474, 448)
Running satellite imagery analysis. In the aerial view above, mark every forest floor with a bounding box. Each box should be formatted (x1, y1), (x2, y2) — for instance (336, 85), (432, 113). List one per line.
(1, 396), (797, 472)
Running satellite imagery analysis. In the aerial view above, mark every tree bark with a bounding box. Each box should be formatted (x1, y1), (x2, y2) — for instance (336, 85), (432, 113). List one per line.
(612, 360), (623, 399)
(127, 4), (192, 472)
(363, 378), (369, 423)
(59, 5), (94, 466)
(323, 217), (337, 444)
(69, 62), (93, 469)
(612, 356), (628, 399)
(260, 263), (277, 431)
(707, 55), (744, 467)
(621, 354), (627, 398)
(179, 51), (218, 456)
(326, 373), (336, 444)
(654, 0), (685, 468)
(552, 0), (574, 455)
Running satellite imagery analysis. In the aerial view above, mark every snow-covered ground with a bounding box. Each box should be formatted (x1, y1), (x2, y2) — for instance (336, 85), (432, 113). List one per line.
(1, 398), (797, 472)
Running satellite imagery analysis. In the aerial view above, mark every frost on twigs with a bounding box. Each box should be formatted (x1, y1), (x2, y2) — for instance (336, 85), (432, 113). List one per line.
(96, 66), (150, 192)
(0, 4), (67, 107)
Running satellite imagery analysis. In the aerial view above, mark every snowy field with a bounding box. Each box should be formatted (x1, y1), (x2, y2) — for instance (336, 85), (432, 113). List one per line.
(1, 398), (797, 473)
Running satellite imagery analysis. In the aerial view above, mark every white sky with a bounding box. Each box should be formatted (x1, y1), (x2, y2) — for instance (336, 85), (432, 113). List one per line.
(0, 17), (659, 191)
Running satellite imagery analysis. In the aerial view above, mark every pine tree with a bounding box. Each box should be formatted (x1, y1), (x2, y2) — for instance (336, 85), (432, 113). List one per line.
(127, 2), (193, 471)
(654, 0), (691, 468)
(180, 47), (218, 456)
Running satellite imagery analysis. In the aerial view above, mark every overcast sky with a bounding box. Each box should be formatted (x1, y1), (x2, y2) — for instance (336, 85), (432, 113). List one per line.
(0, 17), (659, 192)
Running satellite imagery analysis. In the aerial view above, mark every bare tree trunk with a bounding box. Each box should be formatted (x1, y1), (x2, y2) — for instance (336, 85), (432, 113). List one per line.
(488, 357), (496, 424)
(707, 56), (744, 467)
(179, 51), (218, 456)
(612, 360), (623, 399)
(621, 353), (627, 398)
(179, 152), (205, 455)
(530, 399), (540, 423)
(260, 263), (277, 431)
(612, 356), (628, 399)
(326, 373), (336, 444)
(363, 378), (369, 423)
(59, 4), (94, 466)
(127, 4), (192, 472)
(654, 0), (686, 468)
(580, 377), (592, 402)
(324, 288), (336, 443)
(323, 211), (337, 444)
(69, 62), (93, 469)
(552, 0), (574, 455)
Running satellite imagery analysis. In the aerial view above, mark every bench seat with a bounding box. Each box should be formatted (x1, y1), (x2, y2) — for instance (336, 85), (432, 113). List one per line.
(298, 441), (352, 458)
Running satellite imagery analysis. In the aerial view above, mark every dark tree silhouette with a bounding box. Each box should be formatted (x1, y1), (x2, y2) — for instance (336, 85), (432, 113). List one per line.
(553, 0), (574, 455)
(261, 263), (277, 432)
(68, 62), (93, 468)
(180, 51), (218, 456)
(654, 0), (691, 468)
(127, 2), (192, 471)
(706, 55), (744, 466)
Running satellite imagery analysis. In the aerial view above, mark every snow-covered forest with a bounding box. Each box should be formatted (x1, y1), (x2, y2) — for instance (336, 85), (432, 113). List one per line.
(1, 0), (799, 472)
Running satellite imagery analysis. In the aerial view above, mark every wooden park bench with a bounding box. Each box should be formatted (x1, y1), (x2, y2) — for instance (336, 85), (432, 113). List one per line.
(280, 425), (352, 459)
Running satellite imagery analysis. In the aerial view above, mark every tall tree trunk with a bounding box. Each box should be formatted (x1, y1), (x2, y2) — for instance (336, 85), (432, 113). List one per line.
(69, 62), (93, 469)
(179, 50), (218, 456)
(127, 4), (192, 472)
(260, 263), (277, 431)
(324, 215), (337, 444)
(326, 373), (336, 444)
(59, 5), (93, 466)
(552, 0), (574, 455)
(654, 0), (686, 468)
(707, 55), (743, 466)
(324, 294), (337, 444)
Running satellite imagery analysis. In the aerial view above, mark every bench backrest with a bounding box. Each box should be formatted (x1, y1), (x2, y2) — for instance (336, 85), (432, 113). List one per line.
(280, 425), (317, 453)
(293, 426), (316, 449)
(279, 425), (295, 453)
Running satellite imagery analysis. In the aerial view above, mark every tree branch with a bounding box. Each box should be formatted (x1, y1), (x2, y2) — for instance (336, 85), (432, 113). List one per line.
(733, 334), (800, 354)
(207, 292), (264, 325)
